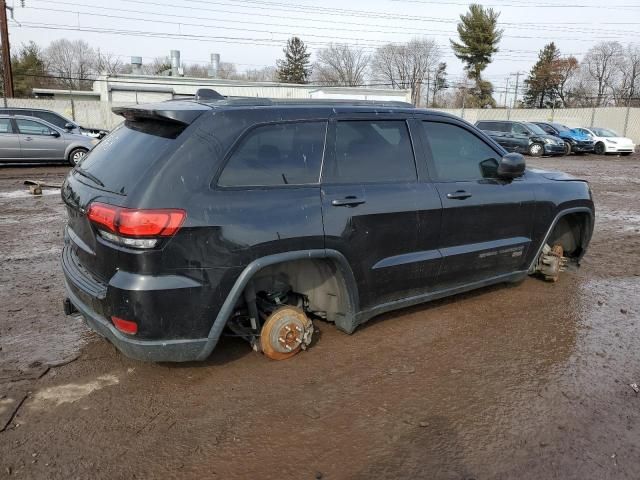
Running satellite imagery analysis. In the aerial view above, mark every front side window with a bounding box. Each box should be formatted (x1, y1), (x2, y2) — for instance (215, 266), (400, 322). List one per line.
(422, 121), (501, 181)
(218, 121), (326, 187)
(0, 119), (12, 133)
(512, 123), (528, 135)
(16, 119), (54, 136)
(325, 120), (416, 184)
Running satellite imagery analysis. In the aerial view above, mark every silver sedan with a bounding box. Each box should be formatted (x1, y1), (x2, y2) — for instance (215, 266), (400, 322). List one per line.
(0, 115), (99, 165)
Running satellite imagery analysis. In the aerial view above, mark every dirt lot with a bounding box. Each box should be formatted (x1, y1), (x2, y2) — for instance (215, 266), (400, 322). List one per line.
(0, 154), (639, 479)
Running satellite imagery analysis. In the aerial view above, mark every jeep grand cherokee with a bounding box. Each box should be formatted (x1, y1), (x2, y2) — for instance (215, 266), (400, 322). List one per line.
(61, 94), (595, 362)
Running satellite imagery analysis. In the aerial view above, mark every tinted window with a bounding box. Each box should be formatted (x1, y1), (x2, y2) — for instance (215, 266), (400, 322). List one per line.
(524, 123), (547, 135)
(33, 111), (70, 129)
(0, 119), (12, 133)
(326, 120), (416, 184)
(476, 121), (496, 131)
(16, 119), (53, 135)
(78, 122), (181, 194)
(536, 123), (556, 134)
(512, 123), (528, 135)
(218, 121), (326, 187)
(422, 122), (501, 181)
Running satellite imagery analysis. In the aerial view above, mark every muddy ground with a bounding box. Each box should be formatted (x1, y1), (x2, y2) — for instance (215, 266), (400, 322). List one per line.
(0, 154), (639, 479)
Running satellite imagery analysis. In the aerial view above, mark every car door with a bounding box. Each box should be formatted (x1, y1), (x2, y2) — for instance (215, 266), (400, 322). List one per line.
(0, 118), (21, 160)
(510, 123), (531, 153)
(479, 121), (511, 150)
(15, 118), (66, 160)
(417, 116), (537, 288)
(321, 114), (442, 308)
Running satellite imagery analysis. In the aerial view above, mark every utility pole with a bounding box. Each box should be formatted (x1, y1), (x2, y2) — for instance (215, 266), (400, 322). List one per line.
(511, 71), (522, 110)
(0, 0), (14, 100)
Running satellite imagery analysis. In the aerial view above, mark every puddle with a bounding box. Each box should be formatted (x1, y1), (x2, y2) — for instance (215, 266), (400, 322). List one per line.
(0, 188), (60, 199)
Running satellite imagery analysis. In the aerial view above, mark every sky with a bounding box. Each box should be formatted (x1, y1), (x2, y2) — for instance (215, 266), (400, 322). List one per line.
(6, 0), (640, 101)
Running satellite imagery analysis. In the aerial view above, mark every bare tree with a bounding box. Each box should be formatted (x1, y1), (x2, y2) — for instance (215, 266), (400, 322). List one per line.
(216, 62), (239, 80)
(242, 66), (278, 82)
(583, 41), (624, 106)
(554, 56), (580, 107)
(183, 63), (209, 78)
(45, 39), (97, 89)
(313, 43), (369, 86)
(94, 50), (125, 76)
(614, 44), (640, 106)
(371, 38), (441, 105)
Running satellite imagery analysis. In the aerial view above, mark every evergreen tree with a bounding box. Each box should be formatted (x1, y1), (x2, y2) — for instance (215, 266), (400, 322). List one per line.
(11, 42), (49, 97)
(523, 43), (562, 108)
(450, 4), (502, 107)
(277, 37), (311, 84)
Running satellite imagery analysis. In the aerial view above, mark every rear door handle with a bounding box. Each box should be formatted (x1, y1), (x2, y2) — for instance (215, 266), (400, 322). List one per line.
(446, 190), (472, 200)
(331, 196), (366, 207)
(24, 136), (33, 141)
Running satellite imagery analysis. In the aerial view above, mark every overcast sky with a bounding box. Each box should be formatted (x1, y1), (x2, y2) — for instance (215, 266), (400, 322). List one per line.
(7, 0), (640, 94)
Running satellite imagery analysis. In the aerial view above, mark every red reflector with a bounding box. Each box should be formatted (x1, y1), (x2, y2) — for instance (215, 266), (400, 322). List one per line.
(87, 203), (186, 238)
(111, 316), (138, 335)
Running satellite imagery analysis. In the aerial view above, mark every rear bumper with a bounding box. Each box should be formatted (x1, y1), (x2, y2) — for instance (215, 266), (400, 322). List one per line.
(64, 280), (208, 362)
(62, 243), (213, 362)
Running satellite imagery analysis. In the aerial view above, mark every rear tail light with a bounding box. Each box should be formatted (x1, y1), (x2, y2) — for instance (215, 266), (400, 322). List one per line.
(87, 202), (186, 249)
(111, 316), (138, 335)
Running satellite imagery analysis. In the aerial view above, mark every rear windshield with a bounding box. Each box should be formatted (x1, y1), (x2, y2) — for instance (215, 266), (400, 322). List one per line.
(76, 121), (182, 195)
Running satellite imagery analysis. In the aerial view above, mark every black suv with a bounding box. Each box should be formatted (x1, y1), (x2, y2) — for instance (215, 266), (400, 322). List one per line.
(61, 96), (594, 362)
(476, 120), (565, 157)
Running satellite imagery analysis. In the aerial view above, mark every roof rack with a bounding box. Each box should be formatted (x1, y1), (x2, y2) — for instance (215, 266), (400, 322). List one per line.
(191, 88), (414, 108)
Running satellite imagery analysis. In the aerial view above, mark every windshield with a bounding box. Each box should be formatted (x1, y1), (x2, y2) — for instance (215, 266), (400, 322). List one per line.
(592, 128), (618, 137)
(76, 121), (183, 194)
(553, 123), (571, 132)
(524, 123), (547, 135)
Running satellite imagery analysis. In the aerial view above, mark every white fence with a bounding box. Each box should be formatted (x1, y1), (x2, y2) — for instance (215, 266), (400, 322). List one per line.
(433, 107), (640, 144)
(3, 98), (640, 144)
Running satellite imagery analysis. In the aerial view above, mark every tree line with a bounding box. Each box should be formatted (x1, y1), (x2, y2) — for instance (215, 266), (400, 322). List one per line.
(3, 2), (639, 109)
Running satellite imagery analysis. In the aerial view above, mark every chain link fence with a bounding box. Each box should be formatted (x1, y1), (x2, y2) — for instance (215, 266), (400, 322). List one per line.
(433, 106), (640, 144)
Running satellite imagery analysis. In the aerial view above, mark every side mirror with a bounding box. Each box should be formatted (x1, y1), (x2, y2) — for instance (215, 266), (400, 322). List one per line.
(498, 152), (525, 179)
(64, 122), (75, 130)
(49, 130), (61, 137)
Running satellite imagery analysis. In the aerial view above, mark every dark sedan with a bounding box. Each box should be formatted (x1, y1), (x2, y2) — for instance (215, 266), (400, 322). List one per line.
(476, 120), (566, 157)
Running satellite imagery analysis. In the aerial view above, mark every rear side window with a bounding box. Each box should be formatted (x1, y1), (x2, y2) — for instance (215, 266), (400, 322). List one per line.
(78, 121), (181, 195)
(33, 111), (69, 129)
(422, 121), (501, 181)
(218, 121), (326, 187)
(325, 120), (416, 184)
(0, 119), (12, 133)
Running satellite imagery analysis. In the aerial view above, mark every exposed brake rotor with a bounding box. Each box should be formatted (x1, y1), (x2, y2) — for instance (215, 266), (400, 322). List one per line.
(538, 243), (568, 282)
(259, 306), (314, 360)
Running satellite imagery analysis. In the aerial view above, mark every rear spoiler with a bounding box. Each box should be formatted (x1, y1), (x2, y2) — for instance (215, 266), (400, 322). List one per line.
(112, 102), (210, 126)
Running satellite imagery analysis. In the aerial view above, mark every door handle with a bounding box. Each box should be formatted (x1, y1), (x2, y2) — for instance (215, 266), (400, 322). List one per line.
(24, 136), (33, 141)
(446, 190), (472, 200)
(331, 196), (366, 207)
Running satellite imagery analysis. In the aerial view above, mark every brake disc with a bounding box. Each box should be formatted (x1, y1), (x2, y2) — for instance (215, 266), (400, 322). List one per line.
(260, 306), (314, 360)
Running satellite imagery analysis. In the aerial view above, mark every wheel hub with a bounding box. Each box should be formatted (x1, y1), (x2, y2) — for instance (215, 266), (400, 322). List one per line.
(260, 306), (313, 360)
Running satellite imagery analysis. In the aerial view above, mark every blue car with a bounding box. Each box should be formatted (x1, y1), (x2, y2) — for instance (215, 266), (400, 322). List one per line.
(532, 122), (595, 155)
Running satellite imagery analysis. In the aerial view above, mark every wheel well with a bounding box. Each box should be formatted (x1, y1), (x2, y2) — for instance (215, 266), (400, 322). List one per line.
(246, 258), (357, 333)
(546, 212), (591, 258)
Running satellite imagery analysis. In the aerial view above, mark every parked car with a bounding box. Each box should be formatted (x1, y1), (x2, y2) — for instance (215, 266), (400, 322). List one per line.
(0, 107), (109, 139)
(475, 120), (565, 157)
(0, 115), (98, 165)
(575, 127), (636, 156)
(532, 122), (595, 155)
(61, 95), (595, 363)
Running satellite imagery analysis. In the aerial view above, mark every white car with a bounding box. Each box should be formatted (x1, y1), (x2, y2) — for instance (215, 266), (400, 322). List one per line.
(577, 127), (636, 156)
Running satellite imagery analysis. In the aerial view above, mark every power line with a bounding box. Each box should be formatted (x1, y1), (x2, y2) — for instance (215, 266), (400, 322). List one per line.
(27, 0), (639, 38)
(391, 0), (640, 8)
